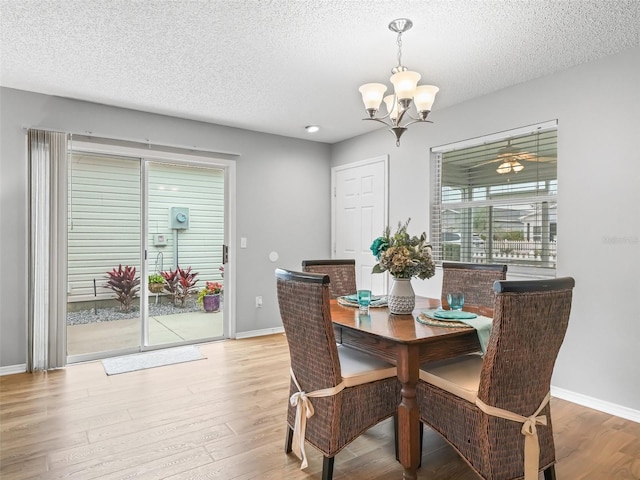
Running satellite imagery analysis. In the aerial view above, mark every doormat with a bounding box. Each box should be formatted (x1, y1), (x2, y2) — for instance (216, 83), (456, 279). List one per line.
(101, 345), (206, 375)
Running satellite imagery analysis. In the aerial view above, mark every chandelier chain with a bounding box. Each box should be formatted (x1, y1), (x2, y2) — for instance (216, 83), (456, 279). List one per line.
(396, 32), (403, 69)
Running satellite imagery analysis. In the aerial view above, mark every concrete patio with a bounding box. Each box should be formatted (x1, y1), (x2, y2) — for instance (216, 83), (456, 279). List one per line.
(67, 310), (224, 356)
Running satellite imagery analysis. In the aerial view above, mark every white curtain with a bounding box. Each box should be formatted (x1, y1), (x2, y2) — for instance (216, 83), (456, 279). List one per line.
(28, 129), (67, 372)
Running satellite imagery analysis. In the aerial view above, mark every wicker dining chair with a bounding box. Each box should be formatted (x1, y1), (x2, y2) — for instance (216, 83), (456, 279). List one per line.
(417, 277), (575, 480)
(302, 259), (357, 299)
(276, 268), (401, 480)
(441, 262), (508, 310)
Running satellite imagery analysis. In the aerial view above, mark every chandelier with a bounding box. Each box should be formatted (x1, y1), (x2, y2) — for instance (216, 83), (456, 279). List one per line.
(358, 18), (439, 147)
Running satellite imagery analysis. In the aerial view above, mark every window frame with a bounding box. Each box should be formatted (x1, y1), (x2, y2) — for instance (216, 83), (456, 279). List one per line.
(430, 120), (558, 277)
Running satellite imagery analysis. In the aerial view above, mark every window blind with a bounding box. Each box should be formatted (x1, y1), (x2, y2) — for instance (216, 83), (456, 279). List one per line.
(431, 127), (558, 270)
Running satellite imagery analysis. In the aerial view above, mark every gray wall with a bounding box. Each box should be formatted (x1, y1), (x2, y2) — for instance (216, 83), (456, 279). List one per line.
(331, 47), (640, 411)
(0, 87), (332, 367)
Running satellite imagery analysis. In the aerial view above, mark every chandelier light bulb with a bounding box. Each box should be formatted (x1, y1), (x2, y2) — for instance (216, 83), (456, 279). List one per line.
(359, 83), (387, 112)
(414, 85), (439, 113)
(390, 71), (421, 101)
(383, 95), (399, 121)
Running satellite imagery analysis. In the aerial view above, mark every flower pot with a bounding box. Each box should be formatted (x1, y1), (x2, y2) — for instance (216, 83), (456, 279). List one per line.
(203, 294), (220, 313)
(388, 277), (415, 314)
(149, 283), (164, 294)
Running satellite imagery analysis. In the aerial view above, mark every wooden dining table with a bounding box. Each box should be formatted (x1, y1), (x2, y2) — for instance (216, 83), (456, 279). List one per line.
(330, 297), (490, 480)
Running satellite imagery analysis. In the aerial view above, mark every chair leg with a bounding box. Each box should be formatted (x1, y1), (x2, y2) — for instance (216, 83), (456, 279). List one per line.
(284, 424), (293, 453)
(393, 414), (423, 468)
(322, 456), (335, 480)
(543, 465), (557, 480)
(419, 421), (423, 468)
(394, 413), (399, 461)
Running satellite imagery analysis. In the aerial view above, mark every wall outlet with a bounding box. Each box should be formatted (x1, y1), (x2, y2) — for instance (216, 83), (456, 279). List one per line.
(255, 296), (263, 308)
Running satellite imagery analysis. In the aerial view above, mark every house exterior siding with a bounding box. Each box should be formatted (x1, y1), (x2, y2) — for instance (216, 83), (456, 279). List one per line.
(68, 154), (224, 302)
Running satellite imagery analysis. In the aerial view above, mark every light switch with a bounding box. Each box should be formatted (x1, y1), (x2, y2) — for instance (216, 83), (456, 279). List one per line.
(241, 237), (247, 248)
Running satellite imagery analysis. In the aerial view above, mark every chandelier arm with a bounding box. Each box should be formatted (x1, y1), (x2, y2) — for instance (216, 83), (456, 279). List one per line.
(395, 107), (409, 126)
(401, 111), (435, 124)
(400, 118), (434, 128)
(373, 109), (393, 122)
(362, 117), (393, 128)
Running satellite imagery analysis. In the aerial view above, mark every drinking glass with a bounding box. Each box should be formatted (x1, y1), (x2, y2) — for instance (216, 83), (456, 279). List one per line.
(447, 292), (465, 311)
(357, 289), (372, 313)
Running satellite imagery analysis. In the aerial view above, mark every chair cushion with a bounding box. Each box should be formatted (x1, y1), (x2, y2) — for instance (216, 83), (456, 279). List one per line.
(337, 345), (397, 387)
(419, 354), (483, 403)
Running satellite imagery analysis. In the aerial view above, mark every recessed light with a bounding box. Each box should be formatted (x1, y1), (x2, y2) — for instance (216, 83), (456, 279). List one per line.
(305, 125), (320, 133)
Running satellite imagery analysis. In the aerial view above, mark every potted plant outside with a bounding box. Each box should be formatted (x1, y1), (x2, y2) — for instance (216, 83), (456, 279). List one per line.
(198, 281), (223, 312)
(148, 273), (165, 293)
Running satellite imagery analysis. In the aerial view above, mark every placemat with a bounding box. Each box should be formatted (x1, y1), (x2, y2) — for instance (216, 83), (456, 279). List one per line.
(417, 309), (493, 354)
(430, 309), (478, 320)
(416, 312), (474, 328)
(337, 296), (388, 308)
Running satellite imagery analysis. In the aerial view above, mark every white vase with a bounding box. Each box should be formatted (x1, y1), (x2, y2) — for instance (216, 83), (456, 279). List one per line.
(388, 277), (415, 314)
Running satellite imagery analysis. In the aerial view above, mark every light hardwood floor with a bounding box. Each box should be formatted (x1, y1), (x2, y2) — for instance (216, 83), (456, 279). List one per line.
(1, 334), (638, 479)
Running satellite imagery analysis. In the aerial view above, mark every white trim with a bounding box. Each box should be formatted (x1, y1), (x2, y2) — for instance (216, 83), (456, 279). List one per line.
(0, 364), (27, 376)
(551, 385), (640, 423)
(432, 119), (558, 153)
(234, 326), (285, 339)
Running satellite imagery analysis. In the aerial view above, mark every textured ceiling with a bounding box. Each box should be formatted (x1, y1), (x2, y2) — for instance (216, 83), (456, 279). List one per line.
(2, 0), (640, 144)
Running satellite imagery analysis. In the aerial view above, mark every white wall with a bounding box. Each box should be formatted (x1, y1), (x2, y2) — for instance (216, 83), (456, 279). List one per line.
(331, 47), (640, 413)
(0, 88), (332, 368)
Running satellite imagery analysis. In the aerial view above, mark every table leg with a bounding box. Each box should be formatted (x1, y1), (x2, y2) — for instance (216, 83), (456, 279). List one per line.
(396, 343), (421, 480)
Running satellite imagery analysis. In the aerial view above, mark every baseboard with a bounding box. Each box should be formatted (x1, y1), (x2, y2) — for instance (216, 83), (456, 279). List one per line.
(234, 326), (285, 339)
(551, 385), (640, 423)
(0, 364), (27, 376)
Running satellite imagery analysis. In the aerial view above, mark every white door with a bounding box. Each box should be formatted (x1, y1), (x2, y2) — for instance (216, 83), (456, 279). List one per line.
(332, 156), (388, 295)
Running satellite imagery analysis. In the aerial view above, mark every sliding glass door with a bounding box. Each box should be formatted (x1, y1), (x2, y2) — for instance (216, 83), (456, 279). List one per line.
(145, 162), (225, 347)
(66, 152), (142, 357)
(66, 150), (227, 362)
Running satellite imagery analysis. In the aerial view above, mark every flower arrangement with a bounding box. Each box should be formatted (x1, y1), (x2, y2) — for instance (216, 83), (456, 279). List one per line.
(197, 281), (223, 305)
(370, 218), (436, 280)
